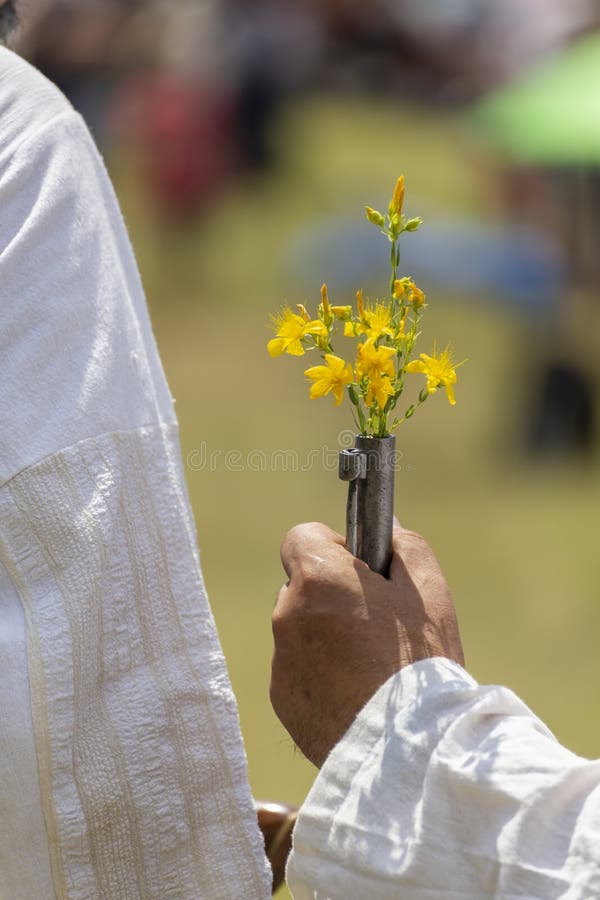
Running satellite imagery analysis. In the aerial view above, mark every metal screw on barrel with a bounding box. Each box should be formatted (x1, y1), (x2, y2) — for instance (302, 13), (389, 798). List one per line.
(339, 435), (395, 578)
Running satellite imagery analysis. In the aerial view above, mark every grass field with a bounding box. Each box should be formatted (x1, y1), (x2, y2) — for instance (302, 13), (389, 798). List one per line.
(112, 92), (600, 893)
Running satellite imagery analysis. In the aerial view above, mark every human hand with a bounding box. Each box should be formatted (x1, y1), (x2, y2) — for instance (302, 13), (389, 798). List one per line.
(270, 521), (464, 768)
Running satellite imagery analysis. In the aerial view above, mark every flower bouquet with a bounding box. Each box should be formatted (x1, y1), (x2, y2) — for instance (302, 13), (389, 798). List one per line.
(268, 176), (464, 576)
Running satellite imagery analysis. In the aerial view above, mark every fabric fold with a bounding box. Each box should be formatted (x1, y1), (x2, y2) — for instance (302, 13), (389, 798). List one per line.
(0, 423), (270, 899)
(287, 657), (600, 899)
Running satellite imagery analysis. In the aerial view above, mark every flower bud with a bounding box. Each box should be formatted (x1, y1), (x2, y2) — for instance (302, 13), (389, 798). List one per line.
(356, 289), (366, 320)
(388, 175), (405, 217)
(365, 206), (385, 227)
(412, 286), (426, 308)
(331, 305), (352, 320)
(319, 282), (335, 328)
(405, 217), (423, 232)
(389, 213), (402, 235)
(393, 279), (406, 300)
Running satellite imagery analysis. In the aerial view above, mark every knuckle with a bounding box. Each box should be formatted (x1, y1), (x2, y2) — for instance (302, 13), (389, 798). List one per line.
(296, 567), (324, 599)
(281, 521), (310, 551)
(281, 521), (330, 554)
(287, 566), (327, 613)
(271, 604), (288, 637)
(395, 528), (434, 563)
(402, 528), (428, 549)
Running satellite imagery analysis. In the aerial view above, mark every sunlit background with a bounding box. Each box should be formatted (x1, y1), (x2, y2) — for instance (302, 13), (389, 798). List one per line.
(10, 2), (600, 893)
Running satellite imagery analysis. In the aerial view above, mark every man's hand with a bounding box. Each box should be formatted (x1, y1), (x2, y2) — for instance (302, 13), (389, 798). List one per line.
(270, 521), (464, 768)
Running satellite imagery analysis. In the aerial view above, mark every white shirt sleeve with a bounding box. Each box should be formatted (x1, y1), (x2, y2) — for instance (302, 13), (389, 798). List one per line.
(287, 657), (600, 899)
(0, 48), (270, 899)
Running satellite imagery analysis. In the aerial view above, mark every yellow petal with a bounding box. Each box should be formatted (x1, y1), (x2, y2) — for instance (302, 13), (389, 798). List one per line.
(305, 320), (328, 337)
(322, 353), (345, 373)
(304, 364), (327, 379)
(309, 380), (331, 399)
(332, 384), (345, 405)
(286, 339), (305, 356)
(445, 382), (456, 405)
(405, 359), (425, 373)
(267, 337), (286, 357)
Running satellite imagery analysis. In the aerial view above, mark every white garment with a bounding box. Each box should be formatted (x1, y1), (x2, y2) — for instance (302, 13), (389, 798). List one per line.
(0, 47), (270, 899)
(289, 658), (600, 899)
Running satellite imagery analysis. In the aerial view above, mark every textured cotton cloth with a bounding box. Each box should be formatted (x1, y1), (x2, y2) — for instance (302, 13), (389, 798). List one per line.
(288, 658), (600, 899)
(0, 47), (270, 899)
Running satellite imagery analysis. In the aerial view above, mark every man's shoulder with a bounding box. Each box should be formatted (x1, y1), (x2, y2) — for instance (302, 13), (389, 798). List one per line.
(0, 47), (74, 163)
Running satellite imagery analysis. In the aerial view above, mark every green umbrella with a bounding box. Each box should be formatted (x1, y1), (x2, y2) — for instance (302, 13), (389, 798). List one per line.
(473, 31), (600, 166)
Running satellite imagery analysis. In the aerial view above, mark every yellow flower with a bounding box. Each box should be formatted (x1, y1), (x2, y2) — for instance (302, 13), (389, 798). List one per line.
(304, 354), (354, 406)
(267, 307), (328, 357)
(393, 278), (407, 300)
(366, 371), (395, 410)
(412, 286), (426, 308)
(356, 339), (396, 380)
(345, 301), (398, 342)
(405, 345), (464, 405)
(389, 175), (405, 217)
(393, 277), (426, 308)
(365, 303), (395, 341)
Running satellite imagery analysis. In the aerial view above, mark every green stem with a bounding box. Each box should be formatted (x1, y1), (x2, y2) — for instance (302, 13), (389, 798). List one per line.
(349, 384), (368, 434)
(357, 401), (367, 434)
(377, 407), (389, 438)
(389, 241), (399, 302)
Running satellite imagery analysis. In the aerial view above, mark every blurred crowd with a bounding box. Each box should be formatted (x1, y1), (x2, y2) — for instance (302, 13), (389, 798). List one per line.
(9, 0), (599, 218)
(9, 0), (600, 455)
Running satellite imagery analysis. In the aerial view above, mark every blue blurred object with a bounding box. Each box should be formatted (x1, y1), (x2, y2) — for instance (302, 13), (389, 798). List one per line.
(287, 216), (565, 314)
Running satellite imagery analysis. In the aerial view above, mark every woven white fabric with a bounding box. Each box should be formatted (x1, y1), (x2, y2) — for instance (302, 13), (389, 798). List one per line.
(288, 658), (600, 899)
(0, 47), (270, 899)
